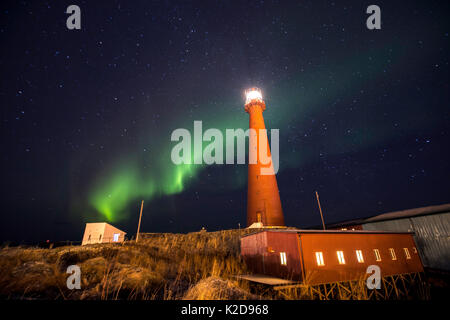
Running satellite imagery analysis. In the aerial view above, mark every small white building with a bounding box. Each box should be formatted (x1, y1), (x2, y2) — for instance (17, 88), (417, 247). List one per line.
(81, 222), (126, 245)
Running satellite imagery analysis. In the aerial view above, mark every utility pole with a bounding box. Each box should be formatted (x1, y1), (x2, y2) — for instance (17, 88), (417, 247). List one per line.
(136, 200), (144, 242)
(315, 191), (326, 230)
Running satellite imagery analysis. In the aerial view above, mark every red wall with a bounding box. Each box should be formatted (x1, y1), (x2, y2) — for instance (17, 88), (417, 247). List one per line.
(241, 231), (424, 285)
(263, 232), (302, 280)
(299, 233), (423, 285)
(241, 231), (268, 274)
(241, 231), (301, 280)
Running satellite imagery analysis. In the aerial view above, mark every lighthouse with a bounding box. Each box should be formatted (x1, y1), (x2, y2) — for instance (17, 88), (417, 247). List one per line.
(245, 88), (285, 227)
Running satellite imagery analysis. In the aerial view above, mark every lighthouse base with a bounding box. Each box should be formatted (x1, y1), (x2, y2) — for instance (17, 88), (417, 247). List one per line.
(247, 222), (288, 229)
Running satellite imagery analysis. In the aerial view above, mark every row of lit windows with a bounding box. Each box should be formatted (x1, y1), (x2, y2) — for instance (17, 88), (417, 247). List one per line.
(277, 247), (416, 266)
(313, 247), (415, 266)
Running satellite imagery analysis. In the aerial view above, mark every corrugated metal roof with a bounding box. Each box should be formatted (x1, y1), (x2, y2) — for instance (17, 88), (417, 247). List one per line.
(319, 203), (450, 228)
(364, 203), (450, 223)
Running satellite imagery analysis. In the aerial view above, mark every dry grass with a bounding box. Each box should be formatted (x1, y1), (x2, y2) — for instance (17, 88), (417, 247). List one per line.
(0, 229), (431, 300)
(0, 229), (258, 300)
(183, 276), (259, 300)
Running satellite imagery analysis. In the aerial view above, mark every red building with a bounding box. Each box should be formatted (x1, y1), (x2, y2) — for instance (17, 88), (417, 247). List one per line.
(240, 229), (424, 286)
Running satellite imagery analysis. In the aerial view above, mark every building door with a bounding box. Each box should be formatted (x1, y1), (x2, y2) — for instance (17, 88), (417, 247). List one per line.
(257, 212), (262, 223)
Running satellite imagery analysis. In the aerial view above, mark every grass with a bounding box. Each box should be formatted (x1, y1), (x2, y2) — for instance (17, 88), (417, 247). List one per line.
(0, 229), (259, 300)
(0, 229), (435, 300)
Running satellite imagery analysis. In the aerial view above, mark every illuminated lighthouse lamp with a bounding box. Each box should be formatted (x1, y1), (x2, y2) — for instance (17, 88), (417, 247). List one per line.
(245, 87), (263, 105)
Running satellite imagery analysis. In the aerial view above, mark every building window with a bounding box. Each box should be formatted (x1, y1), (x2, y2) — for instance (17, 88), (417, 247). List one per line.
(356, 250), (364, 263)
(315, 252), (325, 266)
(413, 247), (417, 254)
(389, 248), (397, 260)
(280, 252), (287, 265)
(374, 249), (381, 261)
(99, 234), (102, 241)
(337, 251), (346, 264)
(88, 234), (91, 241)
(404, 248), (411, 259)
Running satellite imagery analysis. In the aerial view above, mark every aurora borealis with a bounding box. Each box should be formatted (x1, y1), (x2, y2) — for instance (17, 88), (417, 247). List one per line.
(1, 1), (449, 242)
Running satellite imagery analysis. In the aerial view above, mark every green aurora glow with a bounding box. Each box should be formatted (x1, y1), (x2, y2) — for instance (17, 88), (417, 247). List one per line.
(87, 40), (438, 222)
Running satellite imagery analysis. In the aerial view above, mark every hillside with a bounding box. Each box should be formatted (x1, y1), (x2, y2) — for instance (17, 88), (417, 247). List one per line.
(0, 229), (263, 300)
(0, 229), (439, 300)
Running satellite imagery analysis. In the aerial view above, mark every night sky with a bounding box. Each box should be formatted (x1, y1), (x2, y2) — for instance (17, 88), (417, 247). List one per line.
(1, 1), (449, 242)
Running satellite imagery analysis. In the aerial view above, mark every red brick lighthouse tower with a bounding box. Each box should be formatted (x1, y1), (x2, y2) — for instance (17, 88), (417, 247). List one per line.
(245, 88), (285, 227)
